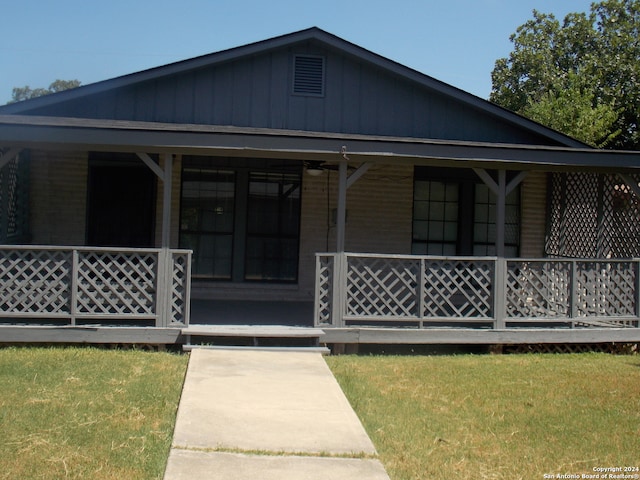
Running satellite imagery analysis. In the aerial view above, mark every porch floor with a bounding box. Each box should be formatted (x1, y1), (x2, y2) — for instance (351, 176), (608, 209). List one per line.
(189, 299), (314, 327)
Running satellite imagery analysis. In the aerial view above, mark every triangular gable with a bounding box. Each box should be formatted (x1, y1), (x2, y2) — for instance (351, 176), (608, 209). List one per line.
(0, 27), (585, 148)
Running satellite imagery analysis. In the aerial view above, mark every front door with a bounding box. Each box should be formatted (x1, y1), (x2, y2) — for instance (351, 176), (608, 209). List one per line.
(87, 156), (156, 247)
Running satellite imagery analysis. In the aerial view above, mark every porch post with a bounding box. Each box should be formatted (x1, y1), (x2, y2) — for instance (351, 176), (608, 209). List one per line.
(332, 153), (371, 328)
(335, 158), (371, 252)
(496, 170), (506, 257)
(336, 160), (348, 253)
(137, 152), (173, 248)
(473, 169), (527, 257)
(161, 153), (173, 248)
(159, 154), (174, 327)
(137, 152), (174, 327)
(494, 257), (507, 329)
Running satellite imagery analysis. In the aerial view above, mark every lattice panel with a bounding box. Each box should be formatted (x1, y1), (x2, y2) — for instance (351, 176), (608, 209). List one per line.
(169, 253), (189, 325)
(504, 343), (639, 354)
(346, 257), (420, 317)
(76, 252), (157, 315)
(547, 173), (640, 258)
(315, 255), (334, 326)
(601, 175), (640, 258)
(506, 261), (571, 318)
(0, 152), (29, 243)
(422, 260), (493, 318)
(0, 249), (72, 313)
(575, 261), (636, 317)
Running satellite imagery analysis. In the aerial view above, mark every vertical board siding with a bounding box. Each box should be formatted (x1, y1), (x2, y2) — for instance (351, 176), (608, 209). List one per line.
(133, 81), (157, 121)
(19, 39), (559, 145)
(232, 60), (253, 126)
(269, 50), (290, 129)
(193, 67), (215, 124)
(250, 54), (272, 127)
(174, 72), (196, 124)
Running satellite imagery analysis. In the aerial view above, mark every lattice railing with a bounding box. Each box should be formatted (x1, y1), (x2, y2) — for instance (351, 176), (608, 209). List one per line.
(347, 256), (420, 319)
(316, 253), (496, 327)
(314, 254), (335, 326)
(0, 246), (191, 327)
(505, 259), (638, 327)
(315, 253), (640, 329)
(505, 260), (571, 318)
(422, 258), (494, 319)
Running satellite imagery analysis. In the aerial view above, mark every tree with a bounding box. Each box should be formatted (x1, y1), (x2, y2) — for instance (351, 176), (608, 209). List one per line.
(490, 0), (640, 150)
(9, 79), (81, 104)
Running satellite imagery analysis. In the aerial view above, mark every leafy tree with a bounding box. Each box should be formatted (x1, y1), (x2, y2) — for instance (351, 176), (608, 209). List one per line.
(490, 0), (640, 149)
(9, 79), (81, 104)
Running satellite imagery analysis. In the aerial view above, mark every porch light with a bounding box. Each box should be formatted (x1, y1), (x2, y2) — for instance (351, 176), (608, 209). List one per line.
(305, 161), (325, 176)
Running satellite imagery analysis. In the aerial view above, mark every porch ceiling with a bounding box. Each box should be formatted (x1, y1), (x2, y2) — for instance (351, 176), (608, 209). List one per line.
(1, 114), (640, 172)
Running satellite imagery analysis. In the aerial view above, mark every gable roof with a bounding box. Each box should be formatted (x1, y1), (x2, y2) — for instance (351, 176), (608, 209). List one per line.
(0, 27), (585, 148)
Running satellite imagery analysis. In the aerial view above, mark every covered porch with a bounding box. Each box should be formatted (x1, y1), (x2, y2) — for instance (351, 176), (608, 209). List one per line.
(2, 114), (640, 347)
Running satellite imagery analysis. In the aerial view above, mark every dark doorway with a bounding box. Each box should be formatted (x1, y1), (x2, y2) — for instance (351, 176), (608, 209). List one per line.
(87, 155), (156, 247)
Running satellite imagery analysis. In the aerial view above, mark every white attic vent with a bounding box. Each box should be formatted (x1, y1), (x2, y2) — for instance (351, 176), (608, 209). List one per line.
(293, 55), (325, 96)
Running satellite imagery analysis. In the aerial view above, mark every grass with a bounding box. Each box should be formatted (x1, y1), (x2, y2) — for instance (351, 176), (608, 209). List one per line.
(0, 347), (188, 480)
(3, 347), (639, 480)
(326, 353), (640, 480)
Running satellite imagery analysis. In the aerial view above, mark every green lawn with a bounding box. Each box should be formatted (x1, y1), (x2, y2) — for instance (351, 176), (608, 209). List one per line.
(2, 347), (639, 480)
(326, 353), (640, 480)
(0, 347), (188, 480)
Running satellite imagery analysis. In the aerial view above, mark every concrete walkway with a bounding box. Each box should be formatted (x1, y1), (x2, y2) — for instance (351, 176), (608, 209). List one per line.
(163, 349), (390, 480)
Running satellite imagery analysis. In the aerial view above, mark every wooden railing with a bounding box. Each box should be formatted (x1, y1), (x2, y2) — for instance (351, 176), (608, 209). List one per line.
(315, 253), (640, 329)
(0, 246), (191, 327)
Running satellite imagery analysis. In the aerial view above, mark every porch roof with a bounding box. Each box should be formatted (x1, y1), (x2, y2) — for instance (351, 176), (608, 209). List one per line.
(1, 114), (639, 172)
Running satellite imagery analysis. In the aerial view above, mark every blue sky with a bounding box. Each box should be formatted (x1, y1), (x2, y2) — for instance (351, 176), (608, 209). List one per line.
(2, 0), (594, 105)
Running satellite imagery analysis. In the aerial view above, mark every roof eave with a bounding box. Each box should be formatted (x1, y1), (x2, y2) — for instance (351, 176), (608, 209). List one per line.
(0, 115), (636, 172)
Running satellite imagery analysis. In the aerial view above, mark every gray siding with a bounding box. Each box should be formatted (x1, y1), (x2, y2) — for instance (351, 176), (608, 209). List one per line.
(21, 41), (555, 146)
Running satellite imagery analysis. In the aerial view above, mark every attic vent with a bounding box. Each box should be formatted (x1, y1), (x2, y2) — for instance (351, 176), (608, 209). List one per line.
(293, 55), (325, 96)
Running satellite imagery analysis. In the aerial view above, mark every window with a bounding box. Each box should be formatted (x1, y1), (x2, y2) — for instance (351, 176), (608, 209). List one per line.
(246, 172), (301, 281)
(180, 158), (302, 282)
(412, 180), (458, 255)
(473, 184), (520, 256)
(180, 168), (235, 279)
(412, 168), (520, 256)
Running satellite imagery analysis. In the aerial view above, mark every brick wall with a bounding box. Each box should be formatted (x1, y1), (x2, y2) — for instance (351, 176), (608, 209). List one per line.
(29, 150), (88, 245)
(298, 163), (414, 296)
(520, 171), (548, 257)
(26, 150), (550, 302)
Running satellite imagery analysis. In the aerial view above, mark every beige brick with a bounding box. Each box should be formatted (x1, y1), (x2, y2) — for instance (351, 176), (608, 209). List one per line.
(520, 171), (548, 257)
(29, 150), (88, 245)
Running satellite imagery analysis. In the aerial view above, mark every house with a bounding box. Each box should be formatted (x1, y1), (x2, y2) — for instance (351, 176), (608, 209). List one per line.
(1, 27), (640, 347)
